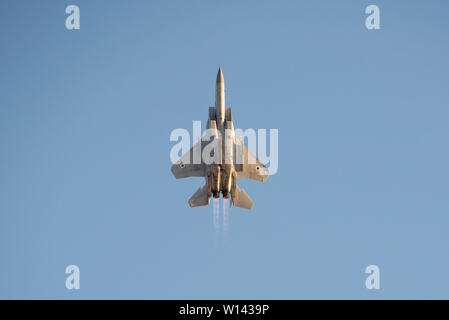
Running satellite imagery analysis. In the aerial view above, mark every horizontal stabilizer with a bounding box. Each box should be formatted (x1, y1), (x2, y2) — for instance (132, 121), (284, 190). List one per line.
(188, 185), (210, 208)
(232, 185), (254, 210)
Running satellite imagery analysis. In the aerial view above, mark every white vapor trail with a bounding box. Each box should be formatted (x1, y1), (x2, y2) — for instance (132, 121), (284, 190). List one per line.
(213, 198), (220, 234)
(223, 198), (230, 233)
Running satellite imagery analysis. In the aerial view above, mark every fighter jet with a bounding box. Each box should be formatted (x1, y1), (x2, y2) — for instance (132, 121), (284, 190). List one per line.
(171, 68), (269, 209)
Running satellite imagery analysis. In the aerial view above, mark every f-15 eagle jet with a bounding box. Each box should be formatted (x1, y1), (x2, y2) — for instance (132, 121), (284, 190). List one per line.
(171, 68), (269, 209)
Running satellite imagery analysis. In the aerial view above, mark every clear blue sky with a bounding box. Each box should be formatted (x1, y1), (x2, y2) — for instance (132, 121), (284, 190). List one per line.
(1, 0), (448, 299)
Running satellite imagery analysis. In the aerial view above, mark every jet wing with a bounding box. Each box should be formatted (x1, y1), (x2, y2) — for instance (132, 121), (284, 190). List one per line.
(171, 141), (207, 179)
(234, 138), (269, 182)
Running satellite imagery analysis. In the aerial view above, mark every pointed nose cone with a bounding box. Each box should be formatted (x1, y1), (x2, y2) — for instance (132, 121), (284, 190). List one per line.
(216, 67), (224, 83)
